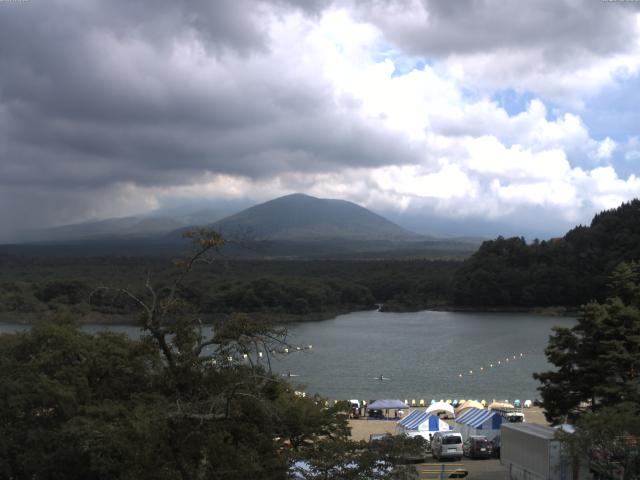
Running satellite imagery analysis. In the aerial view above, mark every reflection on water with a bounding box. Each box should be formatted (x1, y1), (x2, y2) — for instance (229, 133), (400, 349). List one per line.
(0, 310), (574, 402)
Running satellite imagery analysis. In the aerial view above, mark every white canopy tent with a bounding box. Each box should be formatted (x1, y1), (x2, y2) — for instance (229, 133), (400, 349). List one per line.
(426, 401), (455, 418)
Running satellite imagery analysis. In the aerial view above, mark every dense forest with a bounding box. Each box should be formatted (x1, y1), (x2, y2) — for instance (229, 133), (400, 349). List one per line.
(452, 199), (640, 308)
(0, 256), (458, 323)
(2, 199), (639, 322)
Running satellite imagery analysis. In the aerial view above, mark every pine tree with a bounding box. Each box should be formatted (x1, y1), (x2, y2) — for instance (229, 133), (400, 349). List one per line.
(534, 261), (640, 424)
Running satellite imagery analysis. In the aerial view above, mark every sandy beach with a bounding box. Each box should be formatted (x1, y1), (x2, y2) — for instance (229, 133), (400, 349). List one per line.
(348, 406), (549, 441)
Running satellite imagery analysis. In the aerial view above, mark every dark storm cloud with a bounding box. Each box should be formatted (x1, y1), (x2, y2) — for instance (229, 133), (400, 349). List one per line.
(0, 0), (432, 237)
(0, 0), (416, 188)
(356, 0), (640, 60)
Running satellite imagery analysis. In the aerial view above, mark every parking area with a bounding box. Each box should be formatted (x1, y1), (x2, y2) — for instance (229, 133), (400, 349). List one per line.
(415, 458), (505, 479)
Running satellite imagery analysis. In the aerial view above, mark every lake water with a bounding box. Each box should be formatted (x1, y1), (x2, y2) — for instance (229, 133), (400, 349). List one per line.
(0, 310), (574, 403)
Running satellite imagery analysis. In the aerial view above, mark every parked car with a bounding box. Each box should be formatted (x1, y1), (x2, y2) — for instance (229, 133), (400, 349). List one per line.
(431, 432), (463, 461)
(490, 436), (501, 458)
(463, 435), (493, 459)
(368, 409), (384, 419)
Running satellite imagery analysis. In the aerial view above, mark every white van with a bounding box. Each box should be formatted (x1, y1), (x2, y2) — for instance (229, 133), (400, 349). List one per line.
(431, 432), (463, 461)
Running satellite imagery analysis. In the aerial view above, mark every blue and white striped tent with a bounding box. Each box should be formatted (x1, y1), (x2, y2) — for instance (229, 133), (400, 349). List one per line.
(396, 410), (451, 438)
(454, 407), (503, 441)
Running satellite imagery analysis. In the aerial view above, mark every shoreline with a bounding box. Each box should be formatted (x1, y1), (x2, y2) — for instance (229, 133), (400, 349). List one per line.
(380, 304), (578, 317)
(0, 303), (577, 326)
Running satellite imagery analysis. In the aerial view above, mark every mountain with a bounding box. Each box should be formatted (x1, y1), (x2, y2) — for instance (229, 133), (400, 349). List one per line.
(16, 209), (229, 244)
(4, 194), (481, 258)
(209, 193), (422, 242)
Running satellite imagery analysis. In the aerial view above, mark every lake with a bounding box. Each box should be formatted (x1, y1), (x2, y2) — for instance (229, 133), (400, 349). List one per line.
(0, 310), (574, 403)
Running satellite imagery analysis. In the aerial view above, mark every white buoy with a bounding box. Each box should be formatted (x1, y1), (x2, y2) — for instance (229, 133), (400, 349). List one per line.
(480, 367), (484, 371)
(258, 352), (263, 358)
(490, 364), (493, 367)
(458, 373), (463, 378)
(469, 370), (473, 374)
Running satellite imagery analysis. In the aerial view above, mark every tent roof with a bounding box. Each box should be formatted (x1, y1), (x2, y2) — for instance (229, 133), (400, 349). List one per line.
(426, 401), (455, 415)
(488, 401), (514, 410)
(397, 411), (450, 431)
(367, 399), (408, 410)
(455, 400), (484, 414)
(455, 407), (502, 429)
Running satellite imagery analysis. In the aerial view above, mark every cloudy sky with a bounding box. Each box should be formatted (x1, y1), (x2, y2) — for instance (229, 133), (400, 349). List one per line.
(1, 0), (639, 241)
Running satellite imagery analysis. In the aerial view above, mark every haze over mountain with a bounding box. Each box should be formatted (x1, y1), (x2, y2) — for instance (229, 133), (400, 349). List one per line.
(17, 209), (231, 244)
(4, 193), (482, 258)
(209, 193), (422, 242)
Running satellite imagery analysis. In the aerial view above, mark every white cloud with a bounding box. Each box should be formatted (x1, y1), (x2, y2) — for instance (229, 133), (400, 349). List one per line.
(111, 7), (640, 233)
(596, 137), (617, 160)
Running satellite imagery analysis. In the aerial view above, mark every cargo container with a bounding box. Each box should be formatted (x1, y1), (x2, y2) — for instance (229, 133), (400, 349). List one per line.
(500, 423), (591, 480)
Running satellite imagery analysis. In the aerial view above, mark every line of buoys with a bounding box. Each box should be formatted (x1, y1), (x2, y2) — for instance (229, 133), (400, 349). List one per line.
(215, 343), (314, 365)
(457, 352), (526, 377)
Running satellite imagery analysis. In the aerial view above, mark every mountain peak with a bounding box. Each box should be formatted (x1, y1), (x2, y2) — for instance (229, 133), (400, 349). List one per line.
(212, 194), (420, 241)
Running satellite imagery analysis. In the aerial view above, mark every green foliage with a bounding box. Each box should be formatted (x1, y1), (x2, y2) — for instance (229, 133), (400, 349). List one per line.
(293, 434), (425, 480)
(561, 403), (640, 480)
(534, 261), (640, 424)
(453, 200), (640, 307)
(0, 256), (460, 322)
(0, 231), (426, 479)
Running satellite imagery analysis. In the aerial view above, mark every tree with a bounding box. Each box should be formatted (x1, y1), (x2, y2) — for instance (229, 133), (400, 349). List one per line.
(558, 403), (640, 480)
(534, 262), (640, 479)
(534, 261), (640, 425)
(0, 231), (421, 479)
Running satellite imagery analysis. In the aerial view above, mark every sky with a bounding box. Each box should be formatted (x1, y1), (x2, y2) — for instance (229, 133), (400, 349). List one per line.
(1, 0), (639, 241)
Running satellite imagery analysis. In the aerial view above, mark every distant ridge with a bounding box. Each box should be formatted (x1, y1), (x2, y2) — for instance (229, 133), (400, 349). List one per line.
(16, 209), (228, 244)
(3, 193), (482, 258)
(209, 193), (422, 242)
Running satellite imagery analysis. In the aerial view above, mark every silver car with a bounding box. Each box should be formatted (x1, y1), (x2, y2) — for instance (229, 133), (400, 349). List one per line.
(431, 432), (463, 461)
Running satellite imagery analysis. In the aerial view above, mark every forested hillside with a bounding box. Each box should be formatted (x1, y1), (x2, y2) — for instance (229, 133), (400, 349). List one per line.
(452, 199), (640, 307)
(0, 257), (458, 323)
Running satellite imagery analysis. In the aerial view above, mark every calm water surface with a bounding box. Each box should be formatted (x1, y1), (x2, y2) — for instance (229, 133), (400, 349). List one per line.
(0, 310), (574, 402)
